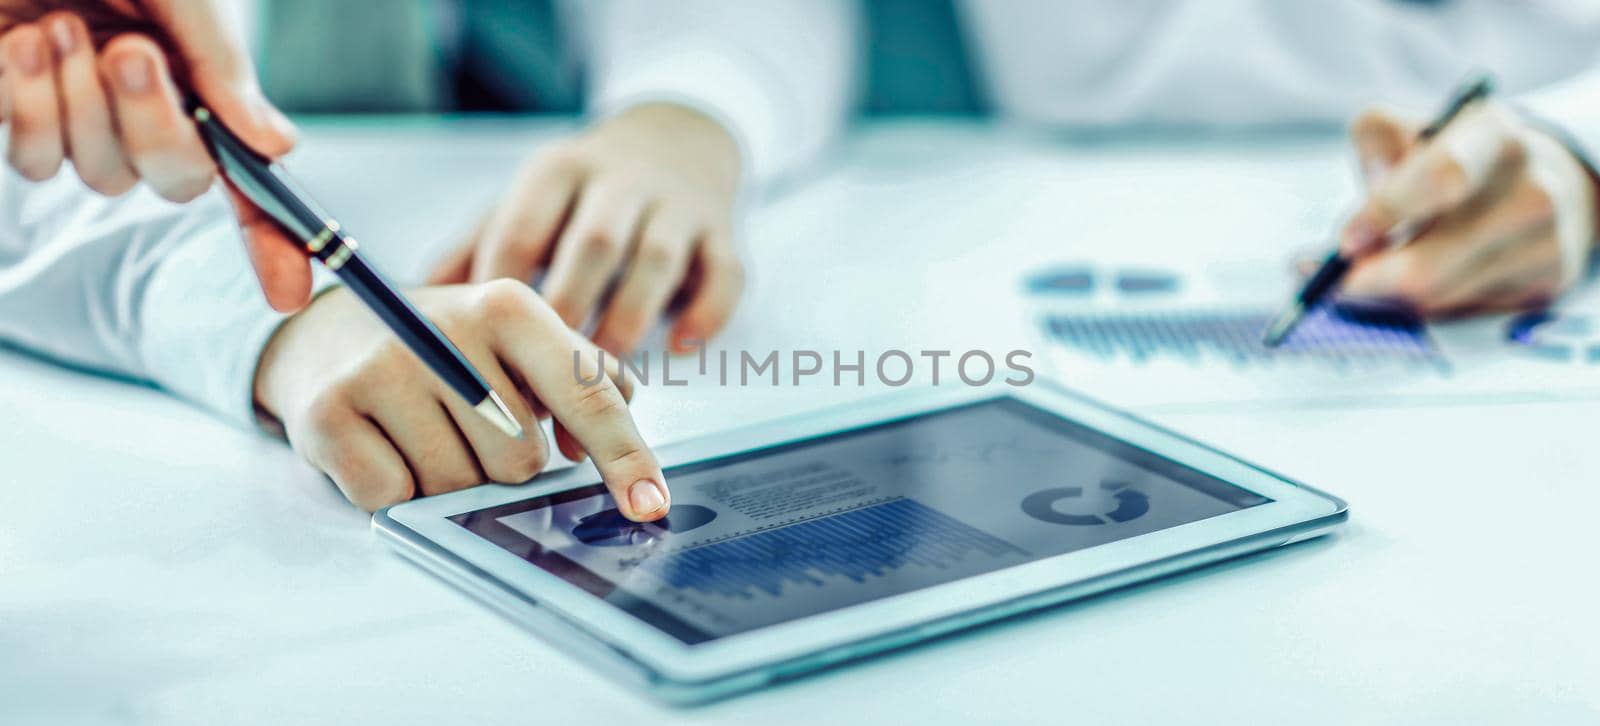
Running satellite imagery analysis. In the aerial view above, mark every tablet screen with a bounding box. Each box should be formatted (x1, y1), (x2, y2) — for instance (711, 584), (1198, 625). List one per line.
(450, 397), (1270, 644)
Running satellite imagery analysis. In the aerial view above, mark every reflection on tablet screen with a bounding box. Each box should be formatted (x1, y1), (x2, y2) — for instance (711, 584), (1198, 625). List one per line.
(450, 398), (1269, 644)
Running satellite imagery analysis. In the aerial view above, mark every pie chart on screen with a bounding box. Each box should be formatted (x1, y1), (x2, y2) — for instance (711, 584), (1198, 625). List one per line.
(1022, 481), (1149, 526)
(572, 504), (718, 547)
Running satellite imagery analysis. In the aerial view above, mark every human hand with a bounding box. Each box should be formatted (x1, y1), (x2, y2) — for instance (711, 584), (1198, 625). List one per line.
(429, 102), (744, 355)
(0, 0), (309, 312)
(252, 280), (670, 518)
(1336, 102), (1599, 317)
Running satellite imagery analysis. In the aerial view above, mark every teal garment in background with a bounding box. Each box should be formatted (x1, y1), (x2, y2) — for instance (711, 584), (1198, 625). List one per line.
(259, 0), (448, 112)
(862, 0), (987, 116)
(455, 0), (579, 112)
(259, 0), (979, 116)
(259, 0), (576, 113)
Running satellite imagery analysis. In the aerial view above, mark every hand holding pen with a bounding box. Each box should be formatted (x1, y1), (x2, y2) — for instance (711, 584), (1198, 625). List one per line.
(1265, 75), (1600, 344)
(0, 1), (311, 311)
(0, 2), (674, 518)
(0, 2), (525, 435)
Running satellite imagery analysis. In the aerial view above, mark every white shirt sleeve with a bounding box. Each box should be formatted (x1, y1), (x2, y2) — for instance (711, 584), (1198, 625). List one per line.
(0, 170), (331, 428)
(582, 0), (859, 184)
(1520, 67), (1600, 172)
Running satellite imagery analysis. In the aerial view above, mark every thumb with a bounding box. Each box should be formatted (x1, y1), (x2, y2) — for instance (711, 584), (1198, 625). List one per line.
(144, 0), (295, 158)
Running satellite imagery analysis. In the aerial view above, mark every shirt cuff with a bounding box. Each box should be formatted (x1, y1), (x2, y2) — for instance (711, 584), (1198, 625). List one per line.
(1519, 74), (1600, 181)
(138, 211), (341, 430)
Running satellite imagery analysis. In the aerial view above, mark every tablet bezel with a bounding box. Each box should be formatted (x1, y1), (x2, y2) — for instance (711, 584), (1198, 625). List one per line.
(378, 384), (1346, 684)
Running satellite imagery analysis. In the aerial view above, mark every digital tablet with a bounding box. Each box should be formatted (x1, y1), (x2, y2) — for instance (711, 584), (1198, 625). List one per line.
(374, 385), (1347, 704)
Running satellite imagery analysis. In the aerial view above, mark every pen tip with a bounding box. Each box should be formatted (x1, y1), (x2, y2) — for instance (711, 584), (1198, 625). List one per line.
(476, 391), (524, 439)
(1261, 304), (1305, 348)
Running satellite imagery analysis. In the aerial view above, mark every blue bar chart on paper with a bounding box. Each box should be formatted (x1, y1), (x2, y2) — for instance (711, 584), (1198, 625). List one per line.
(1024, 262), (1600, 409)
(632, 497), (1026, 599)
(1044, 306), (1445, 370)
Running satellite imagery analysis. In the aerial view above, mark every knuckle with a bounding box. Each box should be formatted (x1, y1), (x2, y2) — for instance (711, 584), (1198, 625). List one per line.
(418, 471), (479, 497)
(475, 278), (539, 323)
(349, 475), (412, 512)
(579, 228), (623, 258)
(2, 24), (41, 56)
(298, 438), (410, 512)
(597, 317), (645, 353)
(40, 12), (83, 40)
(530, 144), (584, 175)
(101, 32), (159, 65)
(301, 391), (352, 433)
(573, 378), (627, 420)
(545, 296), (581, 326)
(363, 338), (414, 374)
(605, 442), (656, 472)
(488, 438), (549, 483)
(503, 230), (546, 257)
(635, 237), (683, 270)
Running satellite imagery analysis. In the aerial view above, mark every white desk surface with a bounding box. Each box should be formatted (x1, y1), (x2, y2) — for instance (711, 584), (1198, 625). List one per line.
(4, 119), (1597, 725)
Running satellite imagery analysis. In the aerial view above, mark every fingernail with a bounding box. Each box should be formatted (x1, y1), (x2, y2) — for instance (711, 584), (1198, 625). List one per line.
(11, 31), (44, 76)
(48, 18), (75, 56)
(628, 480), (666, 516)
(115, 53), (151, 95)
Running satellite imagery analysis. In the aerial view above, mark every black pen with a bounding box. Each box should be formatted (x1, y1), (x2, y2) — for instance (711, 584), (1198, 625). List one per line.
(1261, 74), (1495, 347)
(190, 105), (523, 439)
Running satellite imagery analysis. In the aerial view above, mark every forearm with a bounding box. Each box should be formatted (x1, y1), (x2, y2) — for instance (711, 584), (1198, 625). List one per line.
(0, 172), (330, 426)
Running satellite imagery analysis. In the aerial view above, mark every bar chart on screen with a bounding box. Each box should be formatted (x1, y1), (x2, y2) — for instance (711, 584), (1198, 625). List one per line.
(620, 497), (1028, 600)
(1024, 263), (1600, 410)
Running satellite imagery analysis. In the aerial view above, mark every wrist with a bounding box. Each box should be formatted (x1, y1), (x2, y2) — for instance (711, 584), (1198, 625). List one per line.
(251, 284), (342, 422)
(601, 102), (743, 181)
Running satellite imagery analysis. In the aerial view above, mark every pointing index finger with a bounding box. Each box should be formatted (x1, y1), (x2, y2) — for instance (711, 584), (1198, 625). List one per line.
(489, 286), (669, 522)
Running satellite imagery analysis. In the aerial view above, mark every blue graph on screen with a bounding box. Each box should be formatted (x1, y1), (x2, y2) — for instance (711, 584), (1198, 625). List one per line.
(635, 498), (1025, 599)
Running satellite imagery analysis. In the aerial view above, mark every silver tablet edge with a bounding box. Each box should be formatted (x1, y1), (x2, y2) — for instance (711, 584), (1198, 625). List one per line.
(371, 504), (1346, 705)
